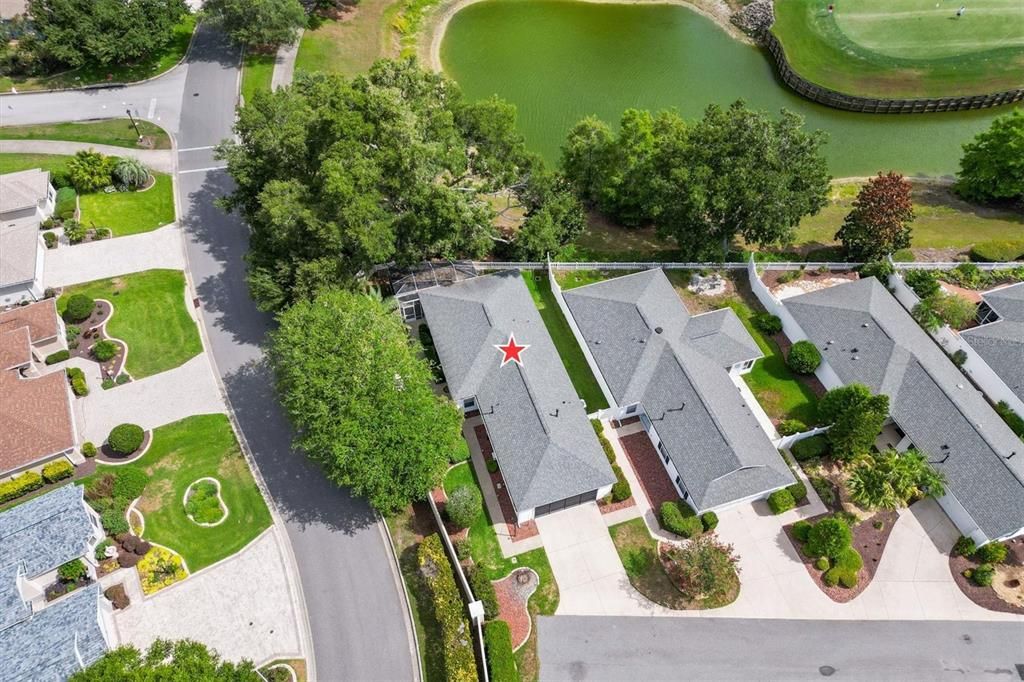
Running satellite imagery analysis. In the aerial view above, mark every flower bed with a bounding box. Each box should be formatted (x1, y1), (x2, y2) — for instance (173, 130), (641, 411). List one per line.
(137, 545), (188, 595)
(949, 537), (1024, 614)
(183, 478), (227, 526)
(493, 568), (538, 650)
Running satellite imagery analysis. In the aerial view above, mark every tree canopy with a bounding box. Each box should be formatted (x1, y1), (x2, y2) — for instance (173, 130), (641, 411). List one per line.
(24, 0), (188, 69)
(956, 109), (1024, 204)
(835, 172), (914, 261)
(70, 639), (261, 681)
(203, 0), (306, 49)
(818, 383), (889, 460)
(847, 448), (946, 510)
(218, 59), (574, 310)
(561, 101), (831, 258)
(269, 287), (463, 513)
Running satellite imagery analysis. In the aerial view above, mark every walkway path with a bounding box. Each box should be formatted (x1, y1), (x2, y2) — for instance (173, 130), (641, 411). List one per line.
(270, 31), (303, 92)
(45, 225), (186, 287)
(0, 140), (175, 173)
(114, 527), (303, 666)
(76, 353), (225, 443)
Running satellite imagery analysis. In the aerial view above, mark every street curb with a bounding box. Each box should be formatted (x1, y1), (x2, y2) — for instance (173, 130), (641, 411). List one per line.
(379, 515), (424, 682)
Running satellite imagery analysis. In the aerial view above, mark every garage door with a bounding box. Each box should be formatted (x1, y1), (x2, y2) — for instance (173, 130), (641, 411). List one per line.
(534, 490), (599, 517)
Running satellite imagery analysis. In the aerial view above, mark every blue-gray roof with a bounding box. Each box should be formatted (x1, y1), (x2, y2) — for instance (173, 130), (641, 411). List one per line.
(961, 282), (1024, 406)
(0, 485), (96, 631)
(786, 277), (1024, 540)
(0, 583), (106, 681)
(562, 269), (793, 511)
(419, 271), (616, 513)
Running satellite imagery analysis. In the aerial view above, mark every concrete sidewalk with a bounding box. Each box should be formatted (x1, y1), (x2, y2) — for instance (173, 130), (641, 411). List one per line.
(45, 225), (186, 287)
(0, 139), (175, 173)
(270, 31), (303, 92)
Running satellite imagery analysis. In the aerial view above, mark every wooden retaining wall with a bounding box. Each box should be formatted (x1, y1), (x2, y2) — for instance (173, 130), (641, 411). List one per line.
(761, 31), (1024, 114)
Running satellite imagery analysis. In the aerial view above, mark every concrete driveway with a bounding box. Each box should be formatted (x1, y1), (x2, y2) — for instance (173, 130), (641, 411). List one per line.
(45, 226), (186, 288)
(114, 527), (303, 666)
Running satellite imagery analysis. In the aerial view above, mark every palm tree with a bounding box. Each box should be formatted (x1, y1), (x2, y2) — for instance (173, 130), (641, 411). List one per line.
(847, 448), (946, 510)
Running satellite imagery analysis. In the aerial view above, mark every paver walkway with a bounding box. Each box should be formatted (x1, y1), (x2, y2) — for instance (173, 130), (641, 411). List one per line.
(113, 527), (303, 664)
(45, 225), (186, 287)
(0, 140), (175, 173)
(75, 353), (224, 443)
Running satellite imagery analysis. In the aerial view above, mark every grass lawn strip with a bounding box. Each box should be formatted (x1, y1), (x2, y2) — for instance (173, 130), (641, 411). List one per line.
(442, 462), (556, 681)
(0, 119), (171, 149)
(78, 172), (176, 236)
(110, 414), (272, 572)
(57, 270), (202, 379)
(241, 52), (277, 105)
(0, 153), (73, 176)
(521, 271), (609, 411)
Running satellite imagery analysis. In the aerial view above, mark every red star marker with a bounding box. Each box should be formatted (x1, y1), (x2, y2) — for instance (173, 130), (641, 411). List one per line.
(495, 333), (530, 367)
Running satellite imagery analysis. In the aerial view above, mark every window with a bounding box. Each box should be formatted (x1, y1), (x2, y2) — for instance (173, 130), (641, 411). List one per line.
(464, 398), (476, 409)
(625, 404), (638, 415)
(658, 442), (669, 464)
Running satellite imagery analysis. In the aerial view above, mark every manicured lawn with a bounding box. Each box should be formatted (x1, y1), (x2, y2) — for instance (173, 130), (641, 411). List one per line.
(442, 462), (557, 680)
(101, 414), (271, 572)
(241, 52), (276, 105)
(57, 270), (202, 379)
(521, 271), (608, 411)
(555, 269), (638, 290)
(0, 15), (196, 92)
(296, 0), (399, 78)
(0, 153), (73, 176)
(0, 119), (171, 149)
(608, 518), (686, 608)
(79, 173), (176, 236)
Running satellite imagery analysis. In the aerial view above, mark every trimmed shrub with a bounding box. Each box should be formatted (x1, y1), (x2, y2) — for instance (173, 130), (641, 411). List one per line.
(64, 294), (95, 323)
(486, 459), (498, 474)
(953, 535), (977, 557)
(0, 471), (43, 503)
(63, 219), (86, 244)
(450, 440), (469, 464)
(113, 157), (150, 189)
(102, 378), (116, 390)
(815, 557), (830, 571)
(43, 231), (58, 249)
(767, 488), (795, 515)
(94, 539), (112, 561)
(117, 551), (140, 569)
(42, 459), (74, 483)
(975, 542), (1008, 565)
(58, 558), (87, 582)
(115, 373), (130, 385)
(108, 424), (144, 456)
(752, 312), (782, 336)
(903, 269), (941, 299)
(446, 484), (482, 529)
(792, 520), (812, 543)
(134, 540), (152, 556)
(824, 547), (862, 588)
(466, 564), (498, 620)
(45, 349), (70, 365)
(55, 186), (77, 219)
(701, 511), (719, 532)
(859, 260), (894, 281)
(971, 563), (995, 587)
(786, 480), (808, 503)
(417, 535), (477, 682)
(807, 517), (852, 559)
(777, 419), (806, 436)
(952, 349), (968, 367)
(611, 464), (631, 502)
(104, 583), (130, 609)
(971, 240), (1024, 263)
(101, 509), (130, 536)
(791, 435), (829, 461)
(660, 501), (703, 538)
(67, 367), (88, 396)
(787, 340), (821, 374)
(92, 339), (118, 362)
(112, 467), (148, 503)
(837, 572), (858, 589)
(483, 620), (517, 682)
(82, 442), (97, 458)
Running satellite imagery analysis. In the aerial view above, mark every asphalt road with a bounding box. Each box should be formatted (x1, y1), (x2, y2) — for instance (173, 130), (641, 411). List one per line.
(174, 25), (417, 682)
(539, 616), (1024, 681)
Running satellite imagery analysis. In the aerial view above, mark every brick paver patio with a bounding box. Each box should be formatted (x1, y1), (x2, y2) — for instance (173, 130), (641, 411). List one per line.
(473, 425), (538, 541)
(618, 432), (681, 511)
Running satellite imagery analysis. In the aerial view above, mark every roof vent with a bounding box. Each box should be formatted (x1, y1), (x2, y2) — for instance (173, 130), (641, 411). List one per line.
(655, 327), (663, 334)
(827, 339), (834, 345)
(852, 356), (859, 361)
(862, 323), (869, 328)
(957, 383), (964, 389)
(639, 338), (645, 344)
(851, 347), (859, 353)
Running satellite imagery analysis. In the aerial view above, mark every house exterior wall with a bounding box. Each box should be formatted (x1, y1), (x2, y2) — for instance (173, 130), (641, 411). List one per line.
(0, 281), (37, 307)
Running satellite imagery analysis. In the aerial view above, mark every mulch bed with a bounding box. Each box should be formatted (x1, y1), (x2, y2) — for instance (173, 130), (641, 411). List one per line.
(760, 268), (859, 290)
(64, 299), (129, 380)
(948, 537), (1024, 615)
(611, 416), (641, 428)
(618, 432), (682, 511)
(493, 568), (538, 650)
(783, 509), (898, 603)
(597, 495), (635, 515)
(97, 431), (152, 464)
(0, 462), (97, 513)
(473, 425), (538, 542)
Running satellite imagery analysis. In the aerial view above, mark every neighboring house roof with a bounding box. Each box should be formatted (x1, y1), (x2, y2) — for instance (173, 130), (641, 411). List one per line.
(563, 269), (794, 511)
(0, 485), (95, 632)
(419, 271), (616, 512)
(961, 282), (1024, 405)
(0, 218), (41, 288)
(0, 300), (61, 344)
(0, 169), (49, 215)
(0, 366), (76, 476)
(0, 0), (29, 20)
(786, 277), (1024, 540)
(0, 326), (32, 370)
(0, 583), (107, 681)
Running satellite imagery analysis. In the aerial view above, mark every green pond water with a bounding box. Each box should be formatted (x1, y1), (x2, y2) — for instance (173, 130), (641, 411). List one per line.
(440, 0), (1016, 177)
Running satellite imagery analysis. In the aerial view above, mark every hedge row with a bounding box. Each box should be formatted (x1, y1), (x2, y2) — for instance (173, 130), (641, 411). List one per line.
(42, 459), (74, 483)
(592, 420), (632, 502)
(483, 620), (517, 682)
(417, 534), (477, 682)
(660, 501), (703, 538)
(0, 471), (44, 504)
(791, 435), (829, 461)
(67, 366), (88, 396)
(995, 401), (1024, 439)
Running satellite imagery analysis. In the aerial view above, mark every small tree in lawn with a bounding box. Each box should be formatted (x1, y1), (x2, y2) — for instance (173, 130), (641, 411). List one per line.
(955, 109), (1024, 204)
(847, 448), (946, 511)
(203, 0), (306, 48)
(445, 484), (481, 529)
(818, 384), (889, 461)
(662, 533), (740, 605)
(835, 172), (914, 261)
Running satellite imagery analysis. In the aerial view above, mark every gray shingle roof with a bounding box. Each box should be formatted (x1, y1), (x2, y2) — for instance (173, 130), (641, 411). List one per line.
(786, 277), (1024, 540)
(0, 485), (96, 631)
(961, 282), (1024, 405)
(419, 271), (615, 513)
(0, 583), (106, 682)
(563, 269), (794, 511)
(0, 218), (40, 288)
(0, 169), (49, 215)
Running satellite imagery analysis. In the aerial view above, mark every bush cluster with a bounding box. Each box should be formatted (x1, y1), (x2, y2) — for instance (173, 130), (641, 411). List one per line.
(0, 471), (44, 503)
(752, 312), (782, 336)
(795, 515), (861, 588)
(976, 542), (1008, 565)
(824, 547), (863, 588)
(67, 366), (88, 396)
(903, 269), (940, 300)
(113, 158), (150, 189)
(45, 349), (70, 365)
(610, 464), (632, 502)
(446, 484), (482, 529)
(64, 294), (95, 323)
(92, 340), (118, 362)
(417, 535), (477, 682)
(701, 511), (719, 532)
(792, 520), (812, 543)
(101, 509), (130, 536)
(953, 535), (977, 557)
(791, 435), (828, 461)
(43, 231), (58, 249)
(42, 459), (74, 483)
(777, 419), (806, 436)
(786, 480), (808, 504)
(108, 423), (145, 456)
(994, 401), (1024, 438)
(82, 442), (97, 458)
(859, 260), (894, 281)
(592, 419), (616, 464)
(55, 186), (77, 220)
(970, 563), (995, 587)
(483, 620), (517, 682)
(68, 150), (113, 193)
(660, 501), (702, 538)
(787, 340), (821, 374)
(806, 516), (852, 560)
(970, 240), (1024, 263)
(767, 488), (795, 514)
(466, 564), (498, 620)
(63, 219), (86, 244)
(58, 558), (87, 583)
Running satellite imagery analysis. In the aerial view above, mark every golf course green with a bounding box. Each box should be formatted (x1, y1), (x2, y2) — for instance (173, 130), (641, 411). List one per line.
(440, 0), (1016, 177)
(772, 0), (1024, 98)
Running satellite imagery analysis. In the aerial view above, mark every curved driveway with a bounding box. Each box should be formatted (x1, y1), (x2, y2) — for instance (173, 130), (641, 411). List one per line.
(3, 23), (418, 681)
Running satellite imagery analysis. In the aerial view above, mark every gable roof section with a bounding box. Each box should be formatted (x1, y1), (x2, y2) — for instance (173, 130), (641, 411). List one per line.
(0, 485), (95, 632)
(0, 327), (32, 371)
(419, 271), (615, 512)
(961, 282), (1024, 405)
(563, 269), (793, 511)
(0, 218), (40, 288)
(786, 277), (1024, 540)
(0, 169), (49, 215)
(0, 299), (61, 344)
(0, 367), (75, 476)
